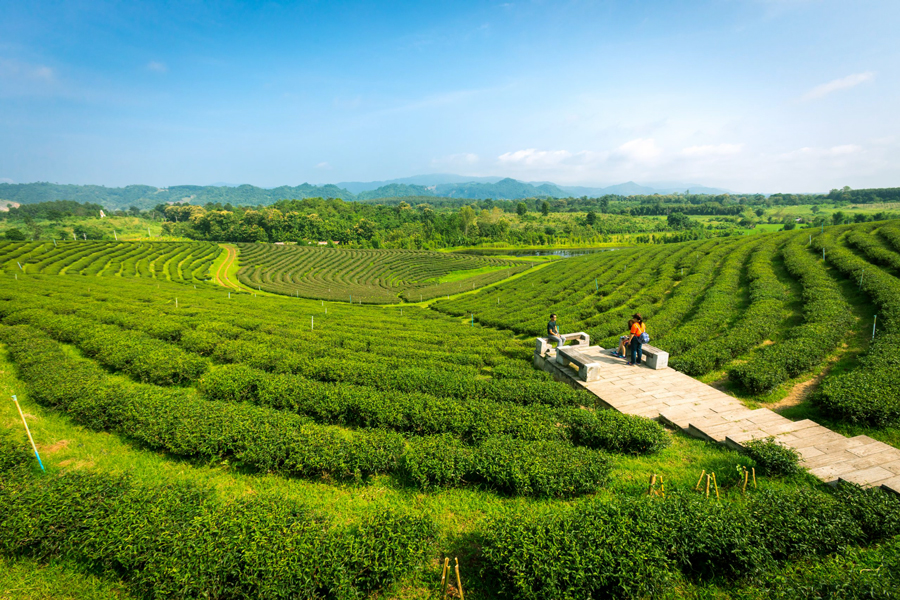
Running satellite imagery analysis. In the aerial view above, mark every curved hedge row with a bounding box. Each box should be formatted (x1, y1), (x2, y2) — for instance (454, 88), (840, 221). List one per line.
(657, 237), (760, 355)
(0, 240), (219, 283)
(236, 243), (531, 303)
(478, 485), (900, 599)
(729, 233), (853, 393)
(669, 236), (787, 375)
(198, 363), (670, 453)
(0, 325), (611, 497)
(0, 469), (435, 599)
(1, 307), (207, 386)
(813, 229), (900, 425)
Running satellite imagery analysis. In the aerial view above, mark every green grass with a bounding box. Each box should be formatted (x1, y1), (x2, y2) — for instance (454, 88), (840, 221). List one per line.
(430, 265), (510, 284)
(0, 556), (131, 600)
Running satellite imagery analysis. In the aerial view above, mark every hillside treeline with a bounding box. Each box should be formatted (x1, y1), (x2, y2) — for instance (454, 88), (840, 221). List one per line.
(4, 180), (899, 213)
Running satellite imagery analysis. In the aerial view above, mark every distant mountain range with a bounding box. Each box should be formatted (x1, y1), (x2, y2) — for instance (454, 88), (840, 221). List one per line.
(340, 174), (729, 198)
(0, 176), (731, 211)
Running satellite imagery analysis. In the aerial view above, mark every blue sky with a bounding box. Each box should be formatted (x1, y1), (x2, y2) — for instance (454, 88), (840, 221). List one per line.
(1, 0), (897, 192)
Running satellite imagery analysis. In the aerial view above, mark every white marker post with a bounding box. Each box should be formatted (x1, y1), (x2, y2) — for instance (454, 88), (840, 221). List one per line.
(311, 316), (314, 331)
(114, 231), (118, 241)
(53, 239), (57, 247)
(228, 291), (231, 299)
(13, 395), (44, 472)
(175, 298), (178, 308)
(148, 227), (152, 237)
(873, 315), (877, 340)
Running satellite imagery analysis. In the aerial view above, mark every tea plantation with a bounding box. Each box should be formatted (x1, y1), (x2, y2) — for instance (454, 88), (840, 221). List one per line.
(0, 240), (220, 283)
(437, 220), (900, 432)
(236, 243), (532, 303)
(1, 224), (899, 598)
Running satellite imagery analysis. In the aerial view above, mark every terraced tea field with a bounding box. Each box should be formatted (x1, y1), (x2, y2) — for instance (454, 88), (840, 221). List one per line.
(436, 220), (900, 435)
(236, 243), (533, 303)
(0, 240), (220, 283)
(1, 227), (899, 598)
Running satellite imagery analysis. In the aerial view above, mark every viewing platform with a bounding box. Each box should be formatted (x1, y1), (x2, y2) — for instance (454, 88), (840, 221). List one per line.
(534, 339), (900, 494)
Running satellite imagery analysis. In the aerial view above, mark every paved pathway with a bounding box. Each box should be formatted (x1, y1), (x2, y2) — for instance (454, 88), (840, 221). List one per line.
(536, 345), (900, 494)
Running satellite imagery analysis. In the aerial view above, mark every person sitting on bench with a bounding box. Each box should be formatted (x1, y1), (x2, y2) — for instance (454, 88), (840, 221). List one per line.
(547, 313), (566, 351)
(612, 319), (635, 358)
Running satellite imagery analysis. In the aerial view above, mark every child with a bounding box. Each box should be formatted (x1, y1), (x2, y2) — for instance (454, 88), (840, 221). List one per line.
(611, 319), (635, 358)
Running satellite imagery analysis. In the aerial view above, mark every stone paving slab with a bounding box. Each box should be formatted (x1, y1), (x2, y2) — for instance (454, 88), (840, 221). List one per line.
(535, 346), (900, 492)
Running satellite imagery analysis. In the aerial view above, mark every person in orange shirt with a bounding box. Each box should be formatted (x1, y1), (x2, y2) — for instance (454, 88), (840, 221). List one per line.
(626, 313), (646, 366)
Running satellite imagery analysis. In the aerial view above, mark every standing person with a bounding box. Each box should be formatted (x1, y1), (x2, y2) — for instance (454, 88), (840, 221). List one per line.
(547, 313), (566, 352)
(627, 313), (646, 366)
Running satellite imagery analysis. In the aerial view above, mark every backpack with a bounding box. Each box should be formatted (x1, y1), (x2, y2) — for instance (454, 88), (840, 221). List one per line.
(639, 331), (650, 344)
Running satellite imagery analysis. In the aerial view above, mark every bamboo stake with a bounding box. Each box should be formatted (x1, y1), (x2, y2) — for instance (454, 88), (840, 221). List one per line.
(742, 469), (749, 494)
(455, 557), (465, 600)
(695, 469), (706, 491)
(439, 557), (449, 597)
(658, 475), (665, 497)
(752, 467), (757, 488)
(13, 395), (44, 472)
(647, 473), (656, 495)
(705, 474), (710, 498)
(712, 472), (719, 499)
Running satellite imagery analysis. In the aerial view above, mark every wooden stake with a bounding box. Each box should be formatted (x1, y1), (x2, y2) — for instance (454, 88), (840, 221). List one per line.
(742, 469), (749, 494)
(13, 395), (44, 472)
(712, 472), (719, 499)
(695, 469), (706, 491)
(752, 467), (757, 488)
(647, 473), (656, 495)
(455, 557), (465, 600)
(658, 474), (665, 497)
(439, 557), (449, 597)
(705, 474), (710, 498)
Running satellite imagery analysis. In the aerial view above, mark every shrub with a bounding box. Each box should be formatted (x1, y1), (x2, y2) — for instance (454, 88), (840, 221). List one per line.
(743, 437), (802, 476)
(479, 498), (672, 599)
(0, 430), (30, 476)
(564, 408), (670, 454)
(399, 434), (473, 488)
(472, 437), (610, 497)
(478, 486), (883, 597)
(0, 471), (435, 599)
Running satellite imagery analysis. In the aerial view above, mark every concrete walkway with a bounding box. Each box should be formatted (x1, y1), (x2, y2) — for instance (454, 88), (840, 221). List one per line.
(535, 345), (900, 493)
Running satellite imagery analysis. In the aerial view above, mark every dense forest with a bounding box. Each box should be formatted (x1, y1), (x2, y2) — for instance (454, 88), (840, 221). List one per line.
(3, 187), (899, 248)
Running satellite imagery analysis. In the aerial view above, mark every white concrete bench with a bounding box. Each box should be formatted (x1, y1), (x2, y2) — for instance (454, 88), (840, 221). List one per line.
(556, 346), (602, 382)
(535, 332), (590, 356)
(641, 344), (668, 370)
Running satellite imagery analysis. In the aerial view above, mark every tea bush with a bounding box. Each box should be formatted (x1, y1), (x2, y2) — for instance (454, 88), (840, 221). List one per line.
(0, 470), (435, 599)
(0, 325), (612, 496)
(479, 486), (897, 598)
(743, 437), (802, 476)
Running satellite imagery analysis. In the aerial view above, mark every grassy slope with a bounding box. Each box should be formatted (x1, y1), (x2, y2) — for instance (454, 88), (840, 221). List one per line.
(0, 331), (824, 598)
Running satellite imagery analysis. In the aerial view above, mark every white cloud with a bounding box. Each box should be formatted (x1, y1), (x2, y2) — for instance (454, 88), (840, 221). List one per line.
(147, 61), (168, 73)
(612, 138), (661, 162)
(497, 148), (573, 166)
(680, 143), (743, 157)
(314, 162), (332, 169)
(802, 72), (874, 101)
